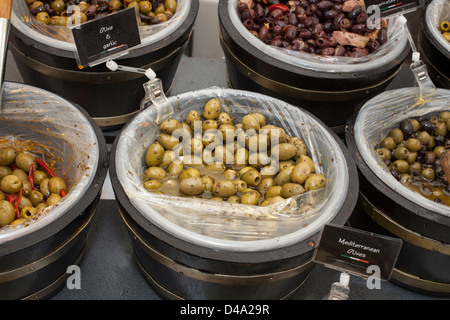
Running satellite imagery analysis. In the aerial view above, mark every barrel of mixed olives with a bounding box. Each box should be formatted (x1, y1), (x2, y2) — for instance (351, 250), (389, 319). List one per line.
(0, 82), (108, 300)
(8, 0), (199, 131)
(110, 87), (358, 299)
(218, 0), (410, 134)
(346, 87), (450, 296)
(418, 0), (450, 89)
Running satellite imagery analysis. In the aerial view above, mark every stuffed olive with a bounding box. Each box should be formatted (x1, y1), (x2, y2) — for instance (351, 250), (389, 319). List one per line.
(0, 149), (68, 228)
(25, 0), (177, 26)
(141, 97), (327, 207)
(375, 111), (450, 206)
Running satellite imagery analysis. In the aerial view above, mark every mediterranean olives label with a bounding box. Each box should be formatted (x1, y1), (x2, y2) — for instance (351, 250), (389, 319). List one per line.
(313, 224), (402, 281)
(70, 7), (141, 68)
(365, 0), (423, 17)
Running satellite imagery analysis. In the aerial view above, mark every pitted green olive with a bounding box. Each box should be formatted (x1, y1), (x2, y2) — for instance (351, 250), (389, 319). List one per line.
(240, 188), (261, 205)
(233, 180), (247, 193)
(1, 175), (23, 194)
(241, 169), (262, 187)
(20, 206), (37, 219)
(28, 190), (44, 207)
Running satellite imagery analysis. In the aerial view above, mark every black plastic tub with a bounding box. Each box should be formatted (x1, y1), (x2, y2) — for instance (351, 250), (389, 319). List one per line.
(218, 0), (410, 134)
(8, 0), (199, 131)
(0, 82), (108, 300)
(345, 87), (450, 296)
(110, 87), (358, 299)
(418, 0), (450, 89)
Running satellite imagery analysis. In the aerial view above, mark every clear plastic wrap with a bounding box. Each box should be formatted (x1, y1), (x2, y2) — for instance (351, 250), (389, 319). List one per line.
(228, 0), (408, 72)
(354, 87), (450, 217)
(11, 0), (190, 54)
(426, 0), (450, 52)
(115, 87), (350, 252)
(0, 82), (99, 243)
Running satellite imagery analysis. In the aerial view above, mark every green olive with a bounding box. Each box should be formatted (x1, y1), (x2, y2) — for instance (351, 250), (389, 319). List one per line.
(0, 166), (12, 180)
(167, 160), (184, 177)
(272, 143), (297, 161)
(202, 175), (215, 192)
(20, 206), (37, 220)
(205, 162), (226, 173)
(144, 166), (167, 180)
(240, 188), (261, 205)
(274, 166), (294, 186)
(10, 218), (26, 226)
(406, 151), (417, 164)
(381, 136), (396, 150)
(405, 138), (421, 152)
(214, 146), (233, 164)
(0, 200), (15, 227)
(218, 124), (236, 142)
(249, 113), (266, 127)
(186, 110), (201, 130)
(410, 119), (421, 132)
(212, 180), (237, 198)
(226, 195), (241, 203)
(28, 190), (44, 207)
(1, 175), (23, 194)
(178, 167), (201, 181)
(203, 98), (221, 120)
(265, 185), (282, 198)
(202, 120), (218, 133)
(0, 148), (17, 166)
(47, 193), (62, 206)
(289, 137), (308, 158)
(0, 191), (4, 201)
(234, 148), (249, 167)
(139, 0), (152, 14)
(233, 180), (247, 193)
(435, 121), (447, 137)
(260, 166), (277, 179)
(391, 160), (409, 173)
(389, 128), (404, 144)
(393, 146), (409, 160)
(248, 152), (270, 168)
(258, 177), (274, 193)
(51, 0), (65, 12)
(36, 11), (51, 24)
(242, 114), (260, 131)
(159, 150), (175, 168)
(241, 169), (262, 187)
(281, 183), (305, 198)
(291, 161), (313, 185)
(144, 180), (163, 191)
(417, 131), (431, 145)
(160, 118), (182, 134)
(47, 176), (66, 195)
(180, 177), (204, 196)
(109, 0), (122, 11)
(260, 196), (285, 206)
(39, 178), (51, 198)
(376, 148), (391, 161)
(33, 170), (48, 185)
(434, 146), (446, 158)
(216, 112), (233, 126)
(35, 202), (48, 212)
(223, 169), (240, 181)
(439, 111), (450, 123)
(421, 168), (435, 180)
(12, 169), (27, 181)
(410, 162), (422, 171)
(304, 174), (327, 191)
(157, 133), (180, 150)
(15, 153), (37, 172)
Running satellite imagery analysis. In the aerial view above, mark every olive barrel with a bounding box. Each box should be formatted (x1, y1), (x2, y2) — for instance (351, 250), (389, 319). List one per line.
(8, 0), (199, 131)
(110, 88), (359, 299)
(218, 0), (410, 134)
(0, 82), (108, 299)
(418, 0), (450, 89)
(345, 88), (450, 296)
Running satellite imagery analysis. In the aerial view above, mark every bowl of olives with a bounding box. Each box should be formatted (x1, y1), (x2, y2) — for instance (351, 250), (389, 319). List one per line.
(0, 82), (108, 299)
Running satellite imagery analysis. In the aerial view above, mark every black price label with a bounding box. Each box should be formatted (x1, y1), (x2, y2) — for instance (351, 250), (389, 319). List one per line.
(71, 7), (141, 68)
(365, 0), (424, 17)
(313, 224), (402, 281)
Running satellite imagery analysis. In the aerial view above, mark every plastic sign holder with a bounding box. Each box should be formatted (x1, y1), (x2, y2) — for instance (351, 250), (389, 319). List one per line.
(365, 0), (424, 18)
(313, 224), (402, 281)
(70, 6), (141, 68)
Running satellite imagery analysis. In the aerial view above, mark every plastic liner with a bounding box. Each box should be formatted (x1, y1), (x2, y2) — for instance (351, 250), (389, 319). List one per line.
(0, 82), (99, 243)
(426, 0), (450, 52)
(228, 0), (408, 73)
(11, 0), (190, 54)
(354, 87), (450, 217)
(115, 87), (349, 252)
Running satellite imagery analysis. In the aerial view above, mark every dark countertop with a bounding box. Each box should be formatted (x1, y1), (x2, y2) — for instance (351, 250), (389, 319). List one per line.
(4, 50), (446, 301)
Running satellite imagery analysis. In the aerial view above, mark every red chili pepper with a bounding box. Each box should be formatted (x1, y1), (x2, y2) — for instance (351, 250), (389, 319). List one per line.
(28, 163), (35, 190)
(60, 189), (66, 197)
(7, 194), (17, 204)
(14, 188), (22, 219)
(36, 158), (56, 178)
(268, 4), (289, 12)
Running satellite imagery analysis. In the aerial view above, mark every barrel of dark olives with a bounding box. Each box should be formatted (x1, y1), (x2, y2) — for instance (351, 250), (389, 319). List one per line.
(8, 0), (198, 131)
(218, 0), (410, 134)
(110, 87), (358, 299)
(0, 82), (108, 300)
(346, 87), (450, 296)
(418, 0), (450, 89)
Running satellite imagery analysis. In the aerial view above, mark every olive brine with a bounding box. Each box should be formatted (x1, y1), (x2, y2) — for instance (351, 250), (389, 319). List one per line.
(0, 149), (67, 228)
(376, 111), (450, 206)
(142, 98), (327, 206)
(25, 0), (177, 26)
